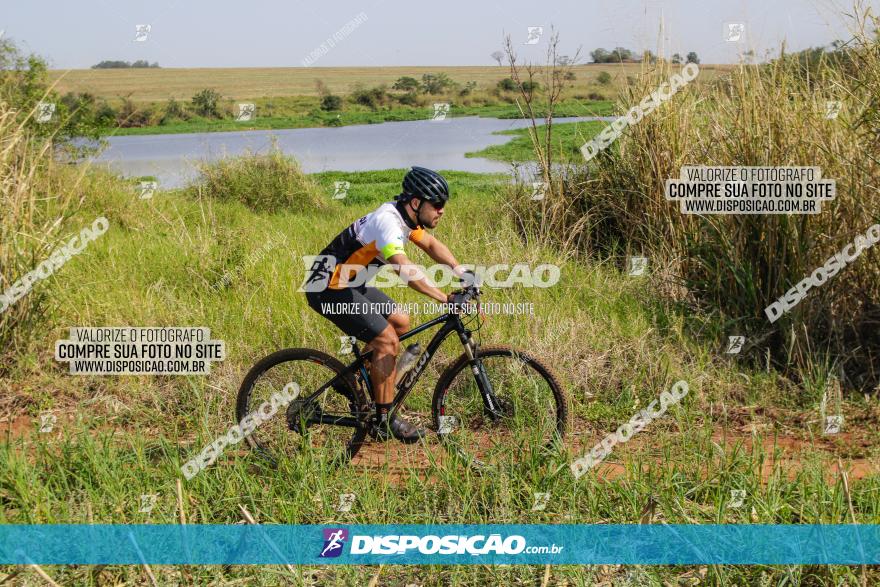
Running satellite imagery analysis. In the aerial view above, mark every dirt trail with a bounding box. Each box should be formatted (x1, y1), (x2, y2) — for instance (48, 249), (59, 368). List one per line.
(4, 412), (876, 483)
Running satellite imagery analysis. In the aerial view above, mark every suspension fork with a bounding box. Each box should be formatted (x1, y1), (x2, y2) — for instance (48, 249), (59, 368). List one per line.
(456, 324), (503, 419)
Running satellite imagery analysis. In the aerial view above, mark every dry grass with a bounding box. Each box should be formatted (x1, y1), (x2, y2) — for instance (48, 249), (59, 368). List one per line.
(47, 64), (733, 103)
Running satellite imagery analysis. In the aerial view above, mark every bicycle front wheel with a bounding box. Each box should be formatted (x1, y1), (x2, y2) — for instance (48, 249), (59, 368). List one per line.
(431, 345), (567, 473)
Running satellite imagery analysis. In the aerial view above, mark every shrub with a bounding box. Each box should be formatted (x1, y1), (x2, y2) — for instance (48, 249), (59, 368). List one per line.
(459, 81), (477, 96)
(117, 98), (153, 127)
(191, 89), (221, 118)
(596, 71), (612, 85)
(421, 73), (454, 95)
(320, 94), (343, 111)
(392, 76), (420, 92)
(497, 78), (517, 91)
(564, 71), (576, 81)
(160, 98), (189, 124)
(351, 85), (387, 110)
(397, 91), (419, 106)
(188, 147), (325, 213)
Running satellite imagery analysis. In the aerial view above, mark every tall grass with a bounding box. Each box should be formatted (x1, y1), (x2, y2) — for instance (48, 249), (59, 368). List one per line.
(0, 102), (78, 370)
(519, 10), (880, 391)
(186, 145), (325, 212)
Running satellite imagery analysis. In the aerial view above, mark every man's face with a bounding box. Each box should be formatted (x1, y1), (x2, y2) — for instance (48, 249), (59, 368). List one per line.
(413, 198), (444, 228)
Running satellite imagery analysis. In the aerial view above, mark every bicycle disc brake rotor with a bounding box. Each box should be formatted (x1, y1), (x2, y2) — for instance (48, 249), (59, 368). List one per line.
(286, 398), (319, 434)
(484, 394), (516, 421)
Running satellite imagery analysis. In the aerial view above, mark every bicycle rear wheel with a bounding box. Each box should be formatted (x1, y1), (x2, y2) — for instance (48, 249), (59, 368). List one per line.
(235, 348), (369, 467)
(431, 345), (567, 474)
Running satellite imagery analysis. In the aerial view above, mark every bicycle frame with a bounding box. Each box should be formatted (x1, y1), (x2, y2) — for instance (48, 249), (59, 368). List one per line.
(299, 308), (502, 429)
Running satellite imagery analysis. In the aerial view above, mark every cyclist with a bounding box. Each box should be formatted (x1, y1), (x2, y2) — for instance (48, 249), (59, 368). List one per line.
(304, 166), (468, 443)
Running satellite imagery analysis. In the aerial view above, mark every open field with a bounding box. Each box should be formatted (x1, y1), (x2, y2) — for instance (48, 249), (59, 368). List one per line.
(48, 64), (734, 102)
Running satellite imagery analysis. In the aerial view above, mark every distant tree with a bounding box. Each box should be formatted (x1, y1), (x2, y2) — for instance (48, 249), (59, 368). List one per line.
(611, 47), (633, 62)
(557, 55), (573, 66)
(191, 88), (221, 118)
(392, 76), (420, 92)
(590, 48), (610, 63)
(92, 60), (131, 69)
(490, 51), (504, 66)
(596, 71), (612, 85)
(91, 60), (159, 68)
(686, 51), (700, 64)
(590, 47), (634, 63)
(671, 53), (682, 64)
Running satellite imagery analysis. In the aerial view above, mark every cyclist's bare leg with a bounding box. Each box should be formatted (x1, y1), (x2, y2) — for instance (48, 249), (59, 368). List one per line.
(366, 316), (424, 441)
(361, 312), (410, 370)
(367, 324), (400, 406)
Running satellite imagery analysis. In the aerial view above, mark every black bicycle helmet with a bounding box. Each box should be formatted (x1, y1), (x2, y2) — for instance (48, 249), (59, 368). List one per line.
(400, 166), (449, 206)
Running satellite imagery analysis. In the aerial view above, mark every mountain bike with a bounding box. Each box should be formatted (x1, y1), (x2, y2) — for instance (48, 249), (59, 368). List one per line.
(235, 284), (567, 471)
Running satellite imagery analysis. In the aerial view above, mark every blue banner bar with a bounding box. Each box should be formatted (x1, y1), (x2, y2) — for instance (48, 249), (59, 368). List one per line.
(0, 525), (877, 565)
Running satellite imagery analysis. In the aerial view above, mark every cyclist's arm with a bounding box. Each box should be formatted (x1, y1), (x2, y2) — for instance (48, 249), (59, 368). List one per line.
(386, 253), (449, 303)
(411, 232), (466, 278)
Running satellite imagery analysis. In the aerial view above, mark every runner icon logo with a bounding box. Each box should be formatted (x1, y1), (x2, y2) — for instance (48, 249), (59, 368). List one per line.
(319, 528), (348, 558)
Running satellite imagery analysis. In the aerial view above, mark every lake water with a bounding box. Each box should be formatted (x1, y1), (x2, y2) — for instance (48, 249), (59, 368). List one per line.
(91, 116), (611, 188)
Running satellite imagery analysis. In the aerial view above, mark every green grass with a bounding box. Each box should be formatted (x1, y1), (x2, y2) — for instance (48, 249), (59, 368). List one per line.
(1, 164), (878, 585)
(103, 100), (616, 136)
(467, 120), (607, 163)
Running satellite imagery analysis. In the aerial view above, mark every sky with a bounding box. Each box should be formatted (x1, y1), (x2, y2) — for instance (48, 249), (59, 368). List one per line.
(2, 0), (876, 69)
